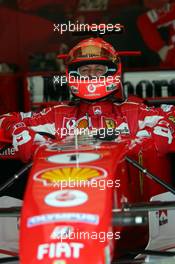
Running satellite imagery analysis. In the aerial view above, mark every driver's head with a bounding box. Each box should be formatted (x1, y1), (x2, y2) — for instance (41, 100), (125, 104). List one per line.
(64, 37), (122, 101)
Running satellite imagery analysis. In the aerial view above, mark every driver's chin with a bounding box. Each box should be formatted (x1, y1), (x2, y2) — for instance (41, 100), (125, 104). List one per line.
(72, 91), (118, 103)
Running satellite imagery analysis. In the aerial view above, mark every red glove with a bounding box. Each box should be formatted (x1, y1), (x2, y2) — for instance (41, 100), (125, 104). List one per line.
(12, 122), (35, 162)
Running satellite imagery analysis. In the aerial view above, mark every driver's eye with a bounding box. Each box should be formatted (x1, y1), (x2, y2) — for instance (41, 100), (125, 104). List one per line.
(96, 69), (104, 73)
(80, 68), (89, 75)
(95, 69), (106, 76)
(82, 69), (89, 73)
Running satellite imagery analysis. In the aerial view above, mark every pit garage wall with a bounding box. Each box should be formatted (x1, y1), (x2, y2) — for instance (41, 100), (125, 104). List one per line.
(123, 70), (175, 99)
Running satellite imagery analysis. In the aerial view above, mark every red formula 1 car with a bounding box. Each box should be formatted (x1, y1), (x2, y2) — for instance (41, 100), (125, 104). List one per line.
(0, 129), (175, 264)
(1, 24), (175, 264)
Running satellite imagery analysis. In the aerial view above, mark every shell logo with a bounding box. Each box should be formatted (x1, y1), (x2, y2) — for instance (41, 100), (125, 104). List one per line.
(35, 166), (107, 185)
(77, 118), (88, 128)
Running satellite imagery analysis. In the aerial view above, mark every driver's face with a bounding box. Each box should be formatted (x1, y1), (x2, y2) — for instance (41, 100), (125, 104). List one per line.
(78, 64), (107, 77)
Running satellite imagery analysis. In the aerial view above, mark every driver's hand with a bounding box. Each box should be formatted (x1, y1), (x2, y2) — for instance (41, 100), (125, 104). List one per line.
(12, 122), (35, 162)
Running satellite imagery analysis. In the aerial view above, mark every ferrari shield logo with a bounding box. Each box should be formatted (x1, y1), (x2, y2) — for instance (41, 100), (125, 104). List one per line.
(105, 119), (116, 128)
(168, 115), (175, 124)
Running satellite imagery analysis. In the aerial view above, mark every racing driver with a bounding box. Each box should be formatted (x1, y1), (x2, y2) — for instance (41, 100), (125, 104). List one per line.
(1, 37), (175, 165)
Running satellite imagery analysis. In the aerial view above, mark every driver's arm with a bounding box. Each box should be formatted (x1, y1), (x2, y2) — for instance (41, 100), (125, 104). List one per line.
(135, 104), (175, 155)
(0, 107), (55, 162)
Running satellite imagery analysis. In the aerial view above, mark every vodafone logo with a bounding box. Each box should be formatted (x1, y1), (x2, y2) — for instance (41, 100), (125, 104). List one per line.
(44, 190), (88, 207)
(66, 119), (76, 129)
(87, 84), (96, 93)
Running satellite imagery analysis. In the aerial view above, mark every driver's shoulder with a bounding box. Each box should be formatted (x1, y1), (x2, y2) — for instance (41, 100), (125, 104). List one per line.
(52, 101), (79, 114)
(112, 98), (160, 117)
(113, 97), (145, 112)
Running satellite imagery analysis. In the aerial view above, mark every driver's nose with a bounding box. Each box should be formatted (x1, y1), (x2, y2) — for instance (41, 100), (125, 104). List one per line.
(88, 69), (96, 78)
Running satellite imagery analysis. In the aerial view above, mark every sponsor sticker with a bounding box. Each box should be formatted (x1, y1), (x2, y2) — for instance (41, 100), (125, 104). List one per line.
(104, 119), (116, 129)
(0, 147), (15, 156)
(106, 83), (116, 92)
(77, 117), (89, 129)
(87, 84), (96, 93)
(66, 119), (76, 130)
(27, 213), (99, 227)
(70, 86), (78, 94)
(37, 242), (84, 260)
(161, 104), (173, 113)
(93, 106), (102, 115)
(62, 117), (76, 131)
(168, 115), (175, 124)
(44, 190), (88, 207)
(159, 210), (168, 226)
(47, 152), (100, 164)
(50, 226), (74, 240)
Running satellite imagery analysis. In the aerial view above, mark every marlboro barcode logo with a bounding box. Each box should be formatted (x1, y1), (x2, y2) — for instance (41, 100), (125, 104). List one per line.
(159, 210), (168, 226)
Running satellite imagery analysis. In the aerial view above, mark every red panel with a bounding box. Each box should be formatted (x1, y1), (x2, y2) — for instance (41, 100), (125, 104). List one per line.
(18, 0), (78, 12)
(0, 75), (21, 114)
(0, 7), (59, 69)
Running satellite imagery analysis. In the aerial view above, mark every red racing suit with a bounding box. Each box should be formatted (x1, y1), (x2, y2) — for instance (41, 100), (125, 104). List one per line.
(0, 99), (175, 161)
(1, 98), (175, 200)
(137, 3), (175, 66)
